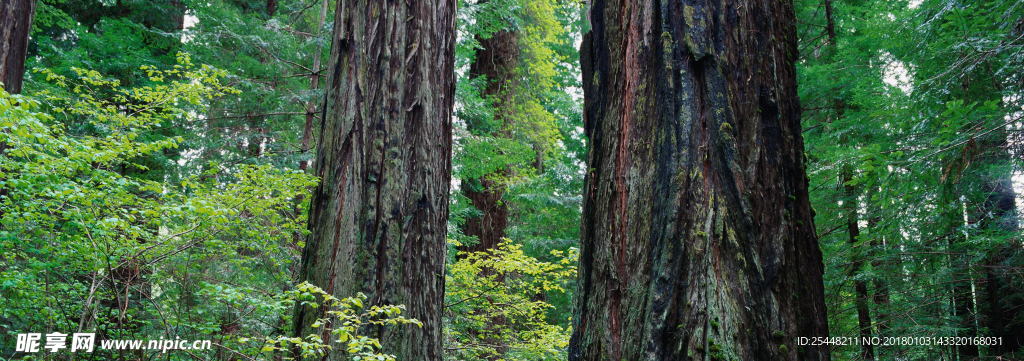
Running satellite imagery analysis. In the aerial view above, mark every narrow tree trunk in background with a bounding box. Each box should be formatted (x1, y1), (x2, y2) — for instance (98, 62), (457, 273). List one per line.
(288, 0), (329, 306)
(247, 116), (265, 158)
(843, 173), (874, 360)
(570, 0), (830, 360)
(945, 72), (1023, 357)
(170, 0), (186, 31)
(975, 136), (1024, 355)
(266, 0), (277, 17)
(823, 0), (836, 45)
(824, 4), (877, 357)
(460, 28), (519, 253)
(868, 216), (890, 337)
(940, 50), (1024, 356)
(941, 184), (979, 358)
(456, 20), (521, 359)
(293, 1), (455, 360)
(976, 69), (1024, 355)
(298, 0), (330, 172)
(0, 0), (35, 94)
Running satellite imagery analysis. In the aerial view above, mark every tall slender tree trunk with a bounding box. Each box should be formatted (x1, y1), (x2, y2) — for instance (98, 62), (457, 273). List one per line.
(455, 19), (521, 361)
(940, 183), (979, 359)
(298, 0), (331, 172)
(974, 127), (1023, 355)
(823, 0), (836, 45)
(569, 0), (830, 360)
(823, 3), (876, 357)
(266, 0), (277, 17)
(170, 0), (186, 31)
(0, 0), (35, 94)
(975, 68), (1024, 356)
(843, 173), (874, 360)
(460, 27), (519, 253)
(868, 216), (890, 337)
(978, 174), (1022, 354)
(946, 64), (1022, 358)
(293, 1), (456, 360)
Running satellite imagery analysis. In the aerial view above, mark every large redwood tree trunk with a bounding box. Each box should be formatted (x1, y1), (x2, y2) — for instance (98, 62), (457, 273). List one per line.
(293, 1), (456, 360)
(569, 0), (830, 360)
(0, 0), (35, 94)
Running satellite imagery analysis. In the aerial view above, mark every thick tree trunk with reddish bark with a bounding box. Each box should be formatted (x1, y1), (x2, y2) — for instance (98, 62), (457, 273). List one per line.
(293, 1), (456, 360)
(569, 0), (830, 360)
(460, 28), (519, 254)
(0, 0), (35, 94)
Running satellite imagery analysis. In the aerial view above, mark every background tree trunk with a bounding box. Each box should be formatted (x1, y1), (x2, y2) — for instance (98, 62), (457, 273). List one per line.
(455, 24), (521, 361)
(0, 0), (35, 224)
(293, 1), (456, 360)
(843, 173), (874, 361)
(974, 127), (1023, 355)
(461, 28), (519, 254)
(978, 174), (1022, 355)
(868, 215), (890, 338)
(569, 0), (830, 360)
(0, 0), (35, 94)
(297, 0), (331, 172)
(266, 0), (277, 17)
(170, 0), (186, 31)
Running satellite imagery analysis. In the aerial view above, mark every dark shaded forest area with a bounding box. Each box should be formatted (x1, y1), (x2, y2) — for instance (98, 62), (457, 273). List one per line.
(1, 0), (1022, 360)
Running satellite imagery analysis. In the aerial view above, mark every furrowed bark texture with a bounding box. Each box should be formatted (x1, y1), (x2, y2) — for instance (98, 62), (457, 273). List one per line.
(570, 0), (830, 360)
(294, 1), (456, 360)
(0, 0), (35, 94)
(461, 28), (519, 253)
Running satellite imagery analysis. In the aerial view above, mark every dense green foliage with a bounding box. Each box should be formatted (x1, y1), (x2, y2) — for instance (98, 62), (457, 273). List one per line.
(451, 0), (585, 249)
(798, 0), (1024, 359)
(1, 55), (317, 359)
(1, 0), (1023, 360)
(446, 241), (576, 360)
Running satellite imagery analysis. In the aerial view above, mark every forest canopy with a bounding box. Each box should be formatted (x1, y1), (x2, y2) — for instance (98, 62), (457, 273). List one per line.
(0, 0), (1022, 360)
